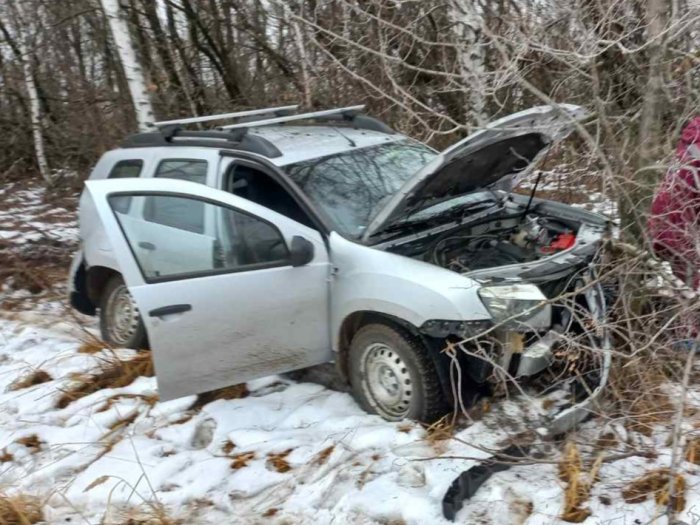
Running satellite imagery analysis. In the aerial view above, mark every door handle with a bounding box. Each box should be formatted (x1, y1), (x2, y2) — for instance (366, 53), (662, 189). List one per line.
(139, 241), (156, 251)
(148, 304), (192, 317)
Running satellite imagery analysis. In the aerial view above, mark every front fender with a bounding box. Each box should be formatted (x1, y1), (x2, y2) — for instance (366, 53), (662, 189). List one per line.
(329, 233), (491, 350)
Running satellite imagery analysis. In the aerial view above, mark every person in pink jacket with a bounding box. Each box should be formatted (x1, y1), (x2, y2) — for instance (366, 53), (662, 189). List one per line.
(648, 117), (700, 289)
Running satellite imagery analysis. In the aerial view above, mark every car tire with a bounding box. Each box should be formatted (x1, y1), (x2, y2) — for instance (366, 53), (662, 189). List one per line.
(99, 275), (148, 349)
(348, 323), (449, 423)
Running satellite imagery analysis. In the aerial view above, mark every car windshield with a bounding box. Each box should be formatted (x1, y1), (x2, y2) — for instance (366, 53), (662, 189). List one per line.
(283, 140), (437, 238)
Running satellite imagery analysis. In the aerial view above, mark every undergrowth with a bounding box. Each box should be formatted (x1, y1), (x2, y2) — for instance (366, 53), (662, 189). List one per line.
(0, 492), (43, 524)
(57, 351), (154, 408)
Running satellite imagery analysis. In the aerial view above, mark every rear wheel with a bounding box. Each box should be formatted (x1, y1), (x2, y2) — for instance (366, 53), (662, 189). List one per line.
(348, 323), (448, 422)
(99, 275), (148, 349)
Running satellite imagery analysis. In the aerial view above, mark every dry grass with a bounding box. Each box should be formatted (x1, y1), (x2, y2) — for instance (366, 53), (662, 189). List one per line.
(77, 339), (109, 354)
(230, 451), (255, 470)
(57, 352), (154, 409)
(558, 442), (603, 523)
(622, 468), (686, 512)
(191, 384), (249, 409)
(103, 503), (179, 525)
(314, 445), (335, 465)
(14, 435), (42, 453)
(96, 393), (159, 413)
(608, 358), (676, 436)
(221, 440), (236, 455)
(685, 437), (700, 465)
(7, 369), (52, 391)
(0, 450), (13, 463)
(424, 415), (455, 444)
(266, 449), (293, 473)
(0, 493), (43, 524)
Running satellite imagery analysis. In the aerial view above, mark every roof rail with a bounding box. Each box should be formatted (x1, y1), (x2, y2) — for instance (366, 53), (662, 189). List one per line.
(220, 105), (366, 130)
(121, 131), (283, 158)
(153, 104), (299, 128)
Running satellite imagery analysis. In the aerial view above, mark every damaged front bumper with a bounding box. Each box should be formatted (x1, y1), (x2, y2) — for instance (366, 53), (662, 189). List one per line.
(424, 273), (612, 436)
(542, 278), (611, 436)
(500, 277), (611, 436)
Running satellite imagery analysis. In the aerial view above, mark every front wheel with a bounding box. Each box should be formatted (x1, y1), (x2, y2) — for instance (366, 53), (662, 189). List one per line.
(99, 275), (148, 349)
(348, 323), (448, 422)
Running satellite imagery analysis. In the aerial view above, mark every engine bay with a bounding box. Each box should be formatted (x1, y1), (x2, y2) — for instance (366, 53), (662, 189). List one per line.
(389, 212), (580, 273)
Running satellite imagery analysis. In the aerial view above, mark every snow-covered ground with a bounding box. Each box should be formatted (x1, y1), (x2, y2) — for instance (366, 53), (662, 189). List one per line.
(1, 310), (700, 524)
(2, 179), (700, 524)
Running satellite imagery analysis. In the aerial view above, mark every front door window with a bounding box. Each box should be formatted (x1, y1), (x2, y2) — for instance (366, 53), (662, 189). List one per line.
(110, 193), (290, 282)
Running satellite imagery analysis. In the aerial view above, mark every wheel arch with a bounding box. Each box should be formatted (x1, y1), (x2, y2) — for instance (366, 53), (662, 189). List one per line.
(85, 265), (122, 305)
(335, 310), (424, 383)
(336, 310), (483, 410)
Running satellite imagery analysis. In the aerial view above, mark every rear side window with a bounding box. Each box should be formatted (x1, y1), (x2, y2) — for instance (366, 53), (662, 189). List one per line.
(144, 159), (208, 233)
(154, 159), (207, 183)
(108, 160), (144, 212)
(108, 159), (144, 179)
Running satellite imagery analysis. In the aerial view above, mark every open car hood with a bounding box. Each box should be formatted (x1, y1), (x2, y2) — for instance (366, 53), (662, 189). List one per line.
(363, 104), (587, 240)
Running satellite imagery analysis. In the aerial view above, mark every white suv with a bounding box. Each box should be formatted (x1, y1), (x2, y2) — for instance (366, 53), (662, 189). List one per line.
(69, 104), (610, 431)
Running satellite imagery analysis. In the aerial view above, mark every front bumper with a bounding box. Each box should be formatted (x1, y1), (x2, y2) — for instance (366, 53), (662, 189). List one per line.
(504, 277), (611, 436)
(543, 278), (611, 436)
(449, 276), (611, 436)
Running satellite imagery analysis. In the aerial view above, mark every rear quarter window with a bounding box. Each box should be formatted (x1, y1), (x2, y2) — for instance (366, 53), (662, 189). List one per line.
(143, 159), (209, 233)
(108, 160), (144, 213)
(108, 159), (144, 179)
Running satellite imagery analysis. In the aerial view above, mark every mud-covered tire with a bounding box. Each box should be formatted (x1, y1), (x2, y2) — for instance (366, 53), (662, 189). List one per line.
(348, 323), (449, 423)
(99, 275), (148, 349)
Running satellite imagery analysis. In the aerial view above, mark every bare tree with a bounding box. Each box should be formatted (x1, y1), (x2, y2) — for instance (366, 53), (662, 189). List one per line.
(4, 0), (51, 183)
(100, 0), (155, 131)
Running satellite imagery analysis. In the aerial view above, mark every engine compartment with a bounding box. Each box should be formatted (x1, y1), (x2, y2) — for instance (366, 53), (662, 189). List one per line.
(389, 212), (581, 273)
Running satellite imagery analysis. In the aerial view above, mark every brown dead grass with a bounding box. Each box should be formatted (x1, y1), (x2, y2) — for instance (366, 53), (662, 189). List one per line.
(314, 445), (335, 465)
(57, 352), (154, 409)
(0, 450), (13, 463)
(14, 435), (42, 453)
(77, 339), (109, 354)
(108, 503), (179, 525)
(262, 508), (279, 518)
(396, 423), (413, 433)
(685, 437), (700, 465)
(558, 442), (603, 523)
(8, 370), (52, 391)
(622, 468), (686, 512)
(0, 493), (43, 524)
(424, 415), (455, 444)
(266, 449), (293, 473)
(230, 451), (255, 470)
(191, 384), (249, 409)
(608, 360), (675, 436)
(96, 393), (159, 413)
(221, 440), (236, 455)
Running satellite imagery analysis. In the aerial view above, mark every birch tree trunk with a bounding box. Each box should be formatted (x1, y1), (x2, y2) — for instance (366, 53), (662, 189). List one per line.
(100, 0), (155, 131)
(448, 0), (487, 129)
(7, 0), (51, 184)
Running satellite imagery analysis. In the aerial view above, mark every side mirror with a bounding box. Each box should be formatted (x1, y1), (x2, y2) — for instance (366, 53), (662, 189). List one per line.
(290, 236), (314, 267)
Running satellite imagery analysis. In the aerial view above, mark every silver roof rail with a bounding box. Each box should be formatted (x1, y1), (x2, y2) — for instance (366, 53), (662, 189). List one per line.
(153, 104), (299, 128)
(221, 105), (366, 130)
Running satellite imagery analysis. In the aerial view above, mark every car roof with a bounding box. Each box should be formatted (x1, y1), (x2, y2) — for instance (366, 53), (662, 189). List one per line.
(249, 125), (406, 166)
(119, 124), (410, 168)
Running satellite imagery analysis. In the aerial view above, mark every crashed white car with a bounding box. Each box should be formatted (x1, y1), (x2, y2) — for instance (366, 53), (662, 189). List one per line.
(69, 104), (611, 431)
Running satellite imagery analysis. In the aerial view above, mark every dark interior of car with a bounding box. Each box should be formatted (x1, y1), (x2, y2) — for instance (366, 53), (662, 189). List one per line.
(226, 164), (316, 229)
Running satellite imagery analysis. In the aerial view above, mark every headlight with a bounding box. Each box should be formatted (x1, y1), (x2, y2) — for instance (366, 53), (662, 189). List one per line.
(478, 283), (551, 329)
